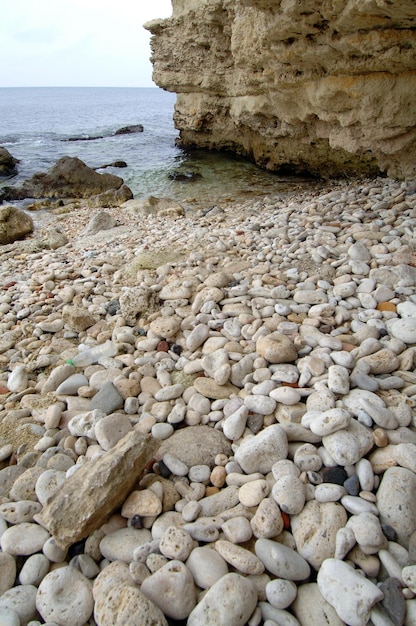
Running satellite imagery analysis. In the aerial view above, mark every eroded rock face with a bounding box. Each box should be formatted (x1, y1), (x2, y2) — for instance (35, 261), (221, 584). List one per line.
(0, 147), (19, 178)
(146, 0), (416, 178)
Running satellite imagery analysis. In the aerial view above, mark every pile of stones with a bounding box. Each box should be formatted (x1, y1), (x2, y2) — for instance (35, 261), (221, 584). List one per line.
(0, 176), (415, 625)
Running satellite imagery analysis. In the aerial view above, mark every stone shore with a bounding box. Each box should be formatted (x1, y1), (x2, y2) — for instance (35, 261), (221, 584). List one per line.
(0, 176), (416, 625)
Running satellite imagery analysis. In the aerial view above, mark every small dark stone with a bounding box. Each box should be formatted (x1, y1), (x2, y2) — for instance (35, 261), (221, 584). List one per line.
(171, 344), (183, 355)
(90, 381), (124, 415)
(106, 300), (120, 316)
(321, 466), (347, 485)
(131, 515), (143, 529)
(68, 539), (87, 559)
(247, 413), (263, 434)
(168, 170), (202, 182)
(344, 475), (360, 496)
(380, 577), (406, 626)
(157, 459), (171, 478)
(382, 524), (398, 542)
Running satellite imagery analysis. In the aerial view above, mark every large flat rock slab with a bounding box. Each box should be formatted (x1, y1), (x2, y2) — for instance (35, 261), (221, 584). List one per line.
(37, 432), (159, 549)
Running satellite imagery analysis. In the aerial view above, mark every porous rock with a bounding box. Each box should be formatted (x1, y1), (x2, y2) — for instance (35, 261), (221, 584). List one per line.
(0, 206), (33, 244)
(36, 431), (159, 549)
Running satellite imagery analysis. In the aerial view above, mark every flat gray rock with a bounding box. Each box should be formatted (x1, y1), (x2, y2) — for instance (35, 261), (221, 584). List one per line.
(156, 425), (231, 468)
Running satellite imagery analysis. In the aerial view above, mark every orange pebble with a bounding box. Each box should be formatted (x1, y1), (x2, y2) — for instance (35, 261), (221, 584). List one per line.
(376, 302), (397, 312)
(281, 511), (291, 530)
(341, 342), (356, 352)
(205, 486), (220, 497)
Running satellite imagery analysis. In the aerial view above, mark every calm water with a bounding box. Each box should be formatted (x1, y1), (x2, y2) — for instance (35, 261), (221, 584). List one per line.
(0, 87), (312, 210)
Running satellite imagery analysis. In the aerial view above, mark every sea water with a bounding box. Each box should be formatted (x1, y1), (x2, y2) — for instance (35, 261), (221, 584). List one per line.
(0, 86), (313, 211)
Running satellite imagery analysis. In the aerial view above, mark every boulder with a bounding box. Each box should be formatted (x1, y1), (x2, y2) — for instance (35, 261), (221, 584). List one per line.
(125, 195), (185, 218)
(0, 147), (19, 178)
(36, 431), (159, 549)
(82, 211), (118, 236)
(0, 206), (33, 244)
(87, 184), (133, 208)
(114, 124), (144, 135)
(1, 156), (132, 201)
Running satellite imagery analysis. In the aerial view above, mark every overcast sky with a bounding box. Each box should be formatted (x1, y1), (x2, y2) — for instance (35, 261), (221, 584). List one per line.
(0, 0), (172, 87)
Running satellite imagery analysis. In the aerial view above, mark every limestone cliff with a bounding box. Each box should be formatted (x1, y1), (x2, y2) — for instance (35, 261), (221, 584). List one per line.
(146, 0), (416, 179)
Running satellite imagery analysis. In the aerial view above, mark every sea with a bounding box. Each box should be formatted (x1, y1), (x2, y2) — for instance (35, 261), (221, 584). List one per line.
(0, 86), (313, 211)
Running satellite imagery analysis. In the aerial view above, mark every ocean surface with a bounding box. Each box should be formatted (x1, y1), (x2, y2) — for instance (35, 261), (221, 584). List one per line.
(0, 87), (313, 211)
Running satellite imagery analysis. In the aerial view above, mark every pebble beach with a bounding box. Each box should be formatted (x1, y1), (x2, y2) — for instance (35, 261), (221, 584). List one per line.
(1, 175), (416, 625)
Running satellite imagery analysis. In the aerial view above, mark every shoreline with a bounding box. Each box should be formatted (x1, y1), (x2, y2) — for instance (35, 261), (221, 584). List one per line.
(1, 175), (416, 624)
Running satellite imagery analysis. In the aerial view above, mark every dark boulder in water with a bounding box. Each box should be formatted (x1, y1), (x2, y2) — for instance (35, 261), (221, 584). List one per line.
(97, 160), (128, 169)
(168, 170), (202, 182)
(114, 124), (144, 135)
(0, 147), (19, 178)
(0, 156), (132, 205)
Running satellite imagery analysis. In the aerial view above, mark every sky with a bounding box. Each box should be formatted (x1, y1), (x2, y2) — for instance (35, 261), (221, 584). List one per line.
(0, 0), (172, 87)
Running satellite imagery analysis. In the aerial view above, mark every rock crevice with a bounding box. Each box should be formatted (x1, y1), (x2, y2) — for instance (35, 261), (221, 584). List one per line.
(146, 0), (416, 178)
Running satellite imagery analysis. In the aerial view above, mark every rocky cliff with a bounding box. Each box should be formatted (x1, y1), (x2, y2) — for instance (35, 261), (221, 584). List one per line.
(146, 0), (416, 179)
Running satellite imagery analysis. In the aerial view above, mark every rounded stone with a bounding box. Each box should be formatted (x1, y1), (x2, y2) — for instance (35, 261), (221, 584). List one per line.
(0, 523), (50, 556)
(157, 426), (232, 468)
(250, 497), (284, 539)
(215, 539), (264, 575)
(19, 553), (50, 586)
(36, 566), (93, 626)
(255, 539), (310, 581)
(55, 373), (89, 395)
(5, 467), (40, 501)
(94, 583), (168, 626)
(92, 561), (133, 601)
(94, 413), (133, 451)
(221, 516), (253, 544)
(159, 526), (194, 561)
(151, 423), (174, 440)
(234, 424), (288, 474)
(272, 475), (305, 515)
(35, 469), (66, 506)
(187, 573), (257, 626)
(186, 546), (229, 589)
(256, 333), (298, 364)
(269, 386), (301, 405)
(387, 317), (416, 344)
(239, 479), (270, 507)
(121, 489), (162, 518)
(317, 558), (384, 626)
(292, 582), (344, 626)
(99, 527), (152, 563)
(0, 607), (20, 626)
(140, 560), (196, 620)
(265, 578), (297, 609)
(0, 585), (37, 626)
(0, 501), (42, 525)
(291, 500), (348, 569)
(0, 552), (17, 595)
(346, 512), (385, 554)
(377, 466), (416, 548)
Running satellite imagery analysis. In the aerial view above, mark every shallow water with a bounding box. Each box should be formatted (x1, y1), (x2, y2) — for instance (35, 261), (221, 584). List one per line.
(0, 87), (317, 212)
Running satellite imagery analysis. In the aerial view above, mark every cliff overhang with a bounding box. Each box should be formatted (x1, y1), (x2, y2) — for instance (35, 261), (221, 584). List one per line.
(146, 0), (416, 179)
